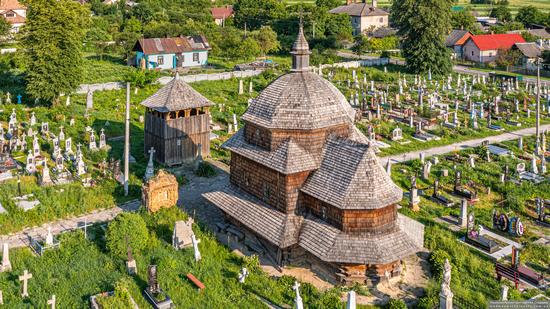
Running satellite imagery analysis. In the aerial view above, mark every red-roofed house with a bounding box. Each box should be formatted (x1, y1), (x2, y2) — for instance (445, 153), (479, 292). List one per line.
(210, 6), (233, 26)
(463, 33), (525, 63)
(0, 0), (26, 33)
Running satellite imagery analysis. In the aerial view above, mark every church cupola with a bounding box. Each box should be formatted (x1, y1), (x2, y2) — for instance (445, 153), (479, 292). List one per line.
(290, 23), (311, 72)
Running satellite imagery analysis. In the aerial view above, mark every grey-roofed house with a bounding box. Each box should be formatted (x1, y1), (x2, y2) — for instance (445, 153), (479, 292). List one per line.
(141, 73), (213, 165)
(512, 42), (547, 71)
(203, 23), (424, 286)
(445, 30), (472, 60)
(329, 0), (389, 36)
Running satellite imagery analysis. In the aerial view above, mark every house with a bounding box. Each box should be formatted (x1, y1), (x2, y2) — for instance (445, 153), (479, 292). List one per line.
(512, 42), (547, 71)
(210, 6), (233, 26)
(133, 36), (211, 70)
(0, 0), (26, 33)
(329, 0), (389, 36)
(444, 30), (472, 60)
(463, 33), (525, 63)
(204, 25), (424, 286)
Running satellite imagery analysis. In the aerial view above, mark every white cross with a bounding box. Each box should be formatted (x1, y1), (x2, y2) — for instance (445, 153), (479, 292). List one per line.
(19, 269), (32, 297)
(47, 294), (56, 309)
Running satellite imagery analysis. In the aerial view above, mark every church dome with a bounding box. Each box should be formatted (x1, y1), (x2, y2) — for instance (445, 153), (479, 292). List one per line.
(241, 24), (355, 131)
(242, 72), (355, 130)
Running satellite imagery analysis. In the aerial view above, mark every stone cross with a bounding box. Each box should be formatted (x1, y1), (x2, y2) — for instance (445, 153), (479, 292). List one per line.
(0, 290), (3, 305)
(238, 267), (249, 284)
(531, 156), (538, 174)
(500, 285), (509, 301)
(439, 259), (453, 309)
(19, 270), (32, 297)
(468, 156), (475, 168)
(66, 95), (71, 106)
(192, 234), (201, 262)
(238, 79), (244, 95)
(99, 128), (106, 149)
(346, 290), (356, 309)
(293, 281), (303, 309)
(518, 136), (523, 150)
(423, 161), (432, 180)
(144, 147), (155, 181)
(1, 243), (11, 272)
(86, 90), (93, 110)
(48, 294), (56, 309)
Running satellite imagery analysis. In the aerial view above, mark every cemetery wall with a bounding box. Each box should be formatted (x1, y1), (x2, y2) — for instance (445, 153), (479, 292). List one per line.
(76, 70), (264, 94)
(319, 58), (390, 70)
(230, 153), (310, 213)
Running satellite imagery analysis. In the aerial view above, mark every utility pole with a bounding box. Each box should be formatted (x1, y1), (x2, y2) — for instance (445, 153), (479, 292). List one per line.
(536, 57), (541, 155)
(124, 82), (130, 196)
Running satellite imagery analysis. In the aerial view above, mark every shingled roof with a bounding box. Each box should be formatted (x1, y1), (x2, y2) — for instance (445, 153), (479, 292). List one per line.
(0, 0), (24, 10)
(140, 74), (213, 112)
(203, 187), (303, 248)
(514, 42), (543, 59)
(223, 130), (319, 174)
(329, 3), (388, 17)
(242, 72), (355, 130)
(445, 30), (472, 47)
(301, 137), (403, 210)
(299, 217), (421, 264)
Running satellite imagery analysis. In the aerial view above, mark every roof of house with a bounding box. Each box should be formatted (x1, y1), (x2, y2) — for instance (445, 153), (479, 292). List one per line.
(301, 138), (403, 210)
(529, 28), (550, 39)
(445, 30), (472, 47)
(0, 0), (24, 10)
(1, 9), (24, 24)
(467, 33), (525, 51)
(210, 6), (233, 19)
(223, 131), (320, 175)
(329, 3), (388, 17)
(514, 42), (543, 59)
(134, 36), (210, 55)
(140, 74), (213, 112)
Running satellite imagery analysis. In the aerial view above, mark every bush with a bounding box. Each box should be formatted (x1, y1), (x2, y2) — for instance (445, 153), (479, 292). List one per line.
(195, 161), (216, 178)
(96, 278), (136, 308)
(386, 298), (407, 309)
(106, 212), (149, 259)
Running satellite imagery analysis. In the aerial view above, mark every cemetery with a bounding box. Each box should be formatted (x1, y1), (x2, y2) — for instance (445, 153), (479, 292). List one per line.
(0, 31), (549, 306)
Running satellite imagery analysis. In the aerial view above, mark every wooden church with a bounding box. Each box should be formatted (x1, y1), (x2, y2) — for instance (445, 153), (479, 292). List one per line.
(205, 24), (424, 285)
(141, 74), (213, 165)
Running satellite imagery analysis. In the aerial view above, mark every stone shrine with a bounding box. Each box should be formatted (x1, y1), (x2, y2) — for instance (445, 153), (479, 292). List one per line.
(142, 170), (178, 213)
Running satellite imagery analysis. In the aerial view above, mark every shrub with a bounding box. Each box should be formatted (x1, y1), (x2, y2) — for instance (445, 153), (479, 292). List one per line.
(429, 249), (451, 279)
(195, 161), (216, 178)
(106, 212), (149, 259)
(96, 278), (135, 308)
(386, 298), (407, 309)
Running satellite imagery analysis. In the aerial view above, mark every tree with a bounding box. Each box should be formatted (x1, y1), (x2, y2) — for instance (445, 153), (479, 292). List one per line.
(543, 50), (550, 64)
(0, 17), (10, 40)
(352, 35), (371, 55)
(233, 0), (286, 30)
(490, 5), (512, 23)
(392, 0), (453, 75)
(515, 6), (545, 27)
(86, 17), (112, 60)
(495, 48), (522, 71)
(251, 26), (280, 57)
(450, 10), (478, 32)
(21, 0), (89, 104)
(106, 213), (149, 259)
(116, 17), (142, 60)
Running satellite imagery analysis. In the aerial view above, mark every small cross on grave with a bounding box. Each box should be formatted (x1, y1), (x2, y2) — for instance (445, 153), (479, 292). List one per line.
(238, 267), (249, 284)
(48, 294), (56, 309)
(293, 281), (303, 309)
(19, 269), (32, 297)
(192, 234), (201, 262)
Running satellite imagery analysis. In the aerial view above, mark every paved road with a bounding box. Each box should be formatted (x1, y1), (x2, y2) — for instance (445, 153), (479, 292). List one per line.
(383, 124), (550, 163)
(0, 199), (141, 248)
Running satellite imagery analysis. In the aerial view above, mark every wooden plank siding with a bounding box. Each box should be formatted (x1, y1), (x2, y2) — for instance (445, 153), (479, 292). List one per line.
(144, 111), (210, 165)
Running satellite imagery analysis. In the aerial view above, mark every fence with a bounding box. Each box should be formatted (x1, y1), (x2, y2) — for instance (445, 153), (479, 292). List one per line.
(319, 58), (390, 70)
(76, 69), (264, 94)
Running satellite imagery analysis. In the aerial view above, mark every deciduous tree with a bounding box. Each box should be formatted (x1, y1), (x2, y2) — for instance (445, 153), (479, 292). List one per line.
(515, 6), (545, 27)
(391, 0), (453, 75)
(490, 4), (512, 23)
(0, 17), (10, 40)
(21, 0), (89, 104)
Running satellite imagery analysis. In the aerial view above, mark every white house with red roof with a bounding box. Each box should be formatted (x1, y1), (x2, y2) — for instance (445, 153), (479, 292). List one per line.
(210, 6), (233, 26)
(463, 33), (525, 63)
(0, 0), (26, 33)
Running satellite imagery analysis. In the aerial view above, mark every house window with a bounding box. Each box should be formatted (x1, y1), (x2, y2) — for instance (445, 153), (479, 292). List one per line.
(489, 52), (493, 57)
(193, 53), (199, 62)
(379, 18), (383, 23)
(471, 51), (474, 56)
(6, 13), (15, 18)
(158, 56), (164, 65)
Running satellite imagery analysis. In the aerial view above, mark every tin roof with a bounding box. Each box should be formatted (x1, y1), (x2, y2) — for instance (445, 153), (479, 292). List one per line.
(140, 74), (213, 112)
(0, 0), (25, 10)
(467, 33), (525, 51)
(134, 36), (210, 55)
(329, 3), (388, 17)
(210, 6), (233, 19)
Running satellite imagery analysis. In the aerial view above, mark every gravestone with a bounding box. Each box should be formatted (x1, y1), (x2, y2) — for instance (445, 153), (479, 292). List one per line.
(531, 156), (538, 174)
(192, 234), (201, 262)
(439, 259), (453, 309)
(1, 243), (11, 272)
(459, 199), (468, 228)
(238, 80), (244, 95)
(391, 127), (402, 141)
(19, 270), (32, 298)
(126, 245), (137, 275)
(346, 291), (356, 309)
(516, 162), (526, 174)
(293, 281), (304, 309)
(238, 267), (249, 284)
(500, 285), (509, 301)
(409, 176), (420, 211)
(172, 218), (194, 250)
(144, 147), (155, 181)
(99, 129), (106, 149)
(40, 159), (53, 186)
(86, 90), (93, 110)
(45, 226), (54, 246)
(423, 161), (432, 180)
(89, 130), (97, 151)
(48, 294), (56, 309)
